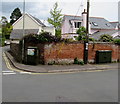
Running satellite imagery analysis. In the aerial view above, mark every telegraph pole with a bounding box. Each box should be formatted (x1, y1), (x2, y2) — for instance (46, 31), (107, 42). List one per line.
(22, 0), (25, 63)
(84, 0), (89, 64)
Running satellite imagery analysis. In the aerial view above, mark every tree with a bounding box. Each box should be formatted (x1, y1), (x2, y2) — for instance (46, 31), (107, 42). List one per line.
(1, 16), (13, 39)
(76, 26), (86, 41)
(47, 2), (63, 38)
(10, 8), (22, 24)
(2, 23), (13, 39)
(1, 16), (8, 25)
(99, 34), (113, 42)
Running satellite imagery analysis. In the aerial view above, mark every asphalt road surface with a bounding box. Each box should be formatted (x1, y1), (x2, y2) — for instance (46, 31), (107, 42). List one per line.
(2, 46), (118, 102)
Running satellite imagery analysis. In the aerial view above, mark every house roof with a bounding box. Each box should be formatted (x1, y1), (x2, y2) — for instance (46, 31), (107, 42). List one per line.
(13, 13), (46, 27)
(110, 22), (119, 28)
(63, 15), (115, 30)
(90, 30), (119, 40)
(10, 29), (39, 39)
(29, 14), (46, 27)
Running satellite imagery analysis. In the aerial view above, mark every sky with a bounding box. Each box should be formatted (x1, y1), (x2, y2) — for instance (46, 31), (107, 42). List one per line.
(1, 0), (119, 22)
(118, 1), (120, 23)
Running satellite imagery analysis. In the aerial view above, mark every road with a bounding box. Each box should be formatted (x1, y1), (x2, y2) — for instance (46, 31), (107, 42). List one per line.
(2, 46), (118, 102)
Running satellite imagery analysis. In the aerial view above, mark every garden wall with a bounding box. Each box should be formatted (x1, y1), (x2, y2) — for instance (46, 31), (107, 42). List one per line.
(10, 42), (22, 62)
(43, 42), (119, 64)
(10, 42), (120, 64)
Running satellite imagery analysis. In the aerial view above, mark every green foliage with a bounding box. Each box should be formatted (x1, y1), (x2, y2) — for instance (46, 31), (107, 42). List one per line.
(22, 32), (63, 43)
(76, 26), (86, 41)
(74, 57), (84, 65)
(114, 39), (120, 44)
(37, 32), (61, 43)
(99, 34), (113, 42)
(65, 38), (75, 42)
(0, 38), (5, 47)
(48, 61), (55, 65)
(55, 29), (61, 38)
(89, 37), (95, 42)
(0, 28), (2, 35)
(23, 34), (38, 44)
(47, 2), (63, 38)
(1, 16), (13, 39)
(10, 8), (22, 24)
(2, 23), (13, 39)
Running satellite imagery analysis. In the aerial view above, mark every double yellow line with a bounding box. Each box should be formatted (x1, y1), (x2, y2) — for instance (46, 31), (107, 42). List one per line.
(2, 52), (77, 75)
(3, 52), (21, 73)
(3, 52), (109, 75)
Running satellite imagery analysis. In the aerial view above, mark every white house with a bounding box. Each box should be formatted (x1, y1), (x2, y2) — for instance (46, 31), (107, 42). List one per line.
(10, 13), (55, 43)
(61, 9), (119, 40)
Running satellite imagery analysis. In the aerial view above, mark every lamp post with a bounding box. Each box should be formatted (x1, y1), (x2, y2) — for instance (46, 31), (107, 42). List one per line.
(84, 0), (89, 64)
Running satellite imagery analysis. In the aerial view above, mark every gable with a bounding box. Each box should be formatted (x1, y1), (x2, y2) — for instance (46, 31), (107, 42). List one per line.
(13, 14), (43, 30)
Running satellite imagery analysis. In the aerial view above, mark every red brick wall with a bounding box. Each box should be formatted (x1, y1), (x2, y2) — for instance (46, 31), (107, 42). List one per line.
(44, 43), (84, 59)
(88, 43), (119, 62)
(10, 42), (119, 64)
(43, 42), (119, 64)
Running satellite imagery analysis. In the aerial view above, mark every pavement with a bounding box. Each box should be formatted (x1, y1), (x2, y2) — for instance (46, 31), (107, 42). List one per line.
(4, 51), (119, 73)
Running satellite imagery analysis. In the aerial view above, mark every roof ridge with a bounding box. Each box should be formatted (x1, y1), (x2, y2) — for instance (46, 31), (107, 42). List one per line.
(64, 14), (105, 19)
(110, 21), (119, 23)
(64, 14), (81, 17)
(90, 16), (104, 19)
(28, 13), (46, 26)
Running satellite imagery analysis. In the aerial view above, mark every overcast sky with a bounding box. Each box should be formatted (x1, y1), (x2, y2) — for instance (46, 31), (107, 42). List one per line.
(1, 0), (119, 22)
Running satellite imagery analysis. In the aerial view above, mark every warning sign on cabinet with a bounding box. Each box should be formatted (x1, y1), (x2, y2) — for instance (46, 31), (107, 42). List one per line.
(27, 49), (35, 56)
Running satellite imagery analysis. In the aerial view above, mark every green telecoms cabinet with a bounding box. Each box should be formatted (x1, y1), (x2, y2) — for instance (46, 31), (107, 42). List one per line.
(26, 47), (38, 65)
(96, 50), (112, 64)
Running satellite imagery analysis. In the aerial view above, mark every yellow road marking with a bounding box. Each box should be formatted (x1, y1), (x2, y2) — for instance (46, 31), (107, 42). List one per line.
(3, 52), (78, 75)
(3, 52), (112, 75)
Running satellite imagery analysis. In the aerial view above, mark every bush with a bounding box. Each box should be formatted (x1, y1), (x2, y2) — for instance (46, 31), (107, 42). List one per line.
(114, 39), (120, 44)
(89, 37), (95, 42)
(21, 32), (64, 44)
(0, 38), (5, 47)
(37, 32), (62, 43)
(48, 61), (55, 65)
(22, 34), (38, 44)
(64, 38), (75, 42)
(99, 34), (113, 42)
(74, 57), (84, 65)
(76, 26), (86, 41)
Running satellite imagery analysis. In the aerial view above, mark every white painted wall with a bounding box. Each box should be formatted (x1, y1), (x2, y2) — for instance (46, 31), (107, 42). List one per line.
(13, 14), (40, 29)
(13, 14), (55, 36)
(61, 18), (73, 34)
(43, 27), (55, 35)
(62, 34), (78, 40)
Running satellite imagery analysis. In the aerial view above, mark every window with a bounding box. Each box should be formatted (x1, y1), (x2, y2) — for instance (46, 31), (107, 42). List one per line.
(74, 22), (81, 28)
(105, 23), (111, 27)
(92, 22), (98, 26)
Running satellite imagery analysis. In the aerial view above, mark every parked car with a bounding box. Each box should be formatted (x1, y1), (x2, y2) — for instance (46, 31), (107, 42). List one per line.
(4, 40), (10, 45)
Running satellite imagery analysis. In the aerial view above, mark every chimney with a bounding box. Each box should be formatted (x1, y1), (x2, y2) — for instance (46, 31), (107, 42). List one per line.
(82, 9), (91, 34)
(82, 9), (87, 29)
